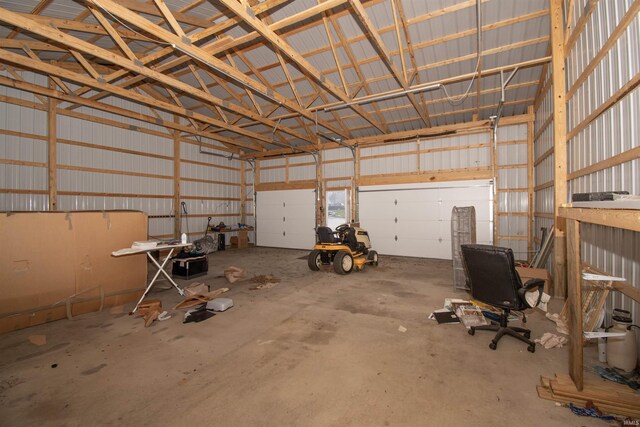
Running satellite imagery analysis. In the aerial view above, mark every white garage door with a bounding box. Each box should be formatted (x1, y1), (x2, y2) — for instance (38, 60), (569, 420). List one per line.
(256, 189), (316, 250)
(359, 180), (493, 259)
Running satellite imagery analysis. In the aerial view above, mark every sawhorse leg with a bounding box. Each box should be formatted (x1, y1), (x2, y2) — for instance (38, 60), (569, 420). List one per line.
(130, 248), (185, 314)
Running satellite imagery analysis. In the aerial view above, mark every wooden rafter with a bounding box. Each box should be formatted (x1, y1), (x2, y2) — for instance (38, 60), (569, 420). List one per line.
(152, 0), (187, 38)
(348, 0), (430, 127)
(218, 0), (387, 133)
(0, 74), (245, 153)
(0, 48), (271, 151)
(88, 6), (137, 61)
(7, 0), (52, 40)
(82, 0), (348, 140)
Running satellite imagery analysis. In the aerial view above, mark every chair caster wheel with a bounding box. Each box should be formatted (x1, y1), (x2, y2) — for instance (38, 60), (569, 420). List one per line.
(524, 331), (531, 339)
(528, 344), (535, 353)
(489, 341), (497, 350)
(468, 328), (475, 336)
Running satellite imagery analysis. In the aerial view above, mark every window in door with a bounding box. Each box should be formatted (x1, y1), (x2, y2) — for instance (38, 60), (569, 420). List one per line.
(326, 189), (350, 231)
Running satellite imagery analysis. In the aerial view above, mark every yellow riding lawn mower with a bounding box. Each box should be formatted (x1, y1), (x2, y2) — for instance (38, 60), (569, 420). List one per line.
(307, 224), (379, 274)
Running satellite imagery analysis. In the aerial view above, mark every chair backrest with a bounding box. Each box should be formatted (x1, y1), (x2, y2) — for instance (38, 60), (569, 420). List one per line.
(317, 226), (339, 243)
(460, 244), (524, 310)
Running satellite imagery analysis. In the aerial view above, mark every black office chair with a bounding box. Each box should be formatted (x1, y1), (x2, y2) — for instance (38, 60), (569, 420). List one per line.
(316, 226), (340, 244)
(460, 244), (544, 353)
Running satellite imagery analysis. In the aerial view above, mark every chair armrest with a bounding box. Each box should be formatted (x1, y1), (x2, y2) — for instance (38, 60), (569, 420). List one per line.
(517, 278), (545, 308)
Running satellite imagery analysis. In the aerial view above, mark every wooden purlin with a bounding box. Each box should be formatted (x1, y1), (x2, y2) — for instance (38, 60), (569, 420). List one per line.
(7, 0), (53, 40)
(218, 0), (388, 134)
(324, 10), (388, 132)
(0, 7), (316, 147)
(83, 0), (347, 142)
(260, 10), (548, 101)
(77, 0), (348, 139)
(348, 0), (430, 127)
(0, 57), (263, 152)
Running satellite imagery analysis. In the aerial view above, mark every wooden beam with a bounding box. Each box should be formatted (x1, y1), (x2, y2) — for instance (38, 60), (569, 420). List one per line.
(566, 0), (640, 101)
(7, 0), (52, 39)
(69, 50), (101, 80)
(559, 207), (640, 232)
(152, 0), (187, 38)
(217, 0), (387, 133)
(320, 8), (349, 95)
(568, 146), (640, 181)
(173, 120), (181, 238)
(564, 0), (598, 58)
(527, 105), (535, 259)
(81, 0), (344, 141)
(47, 81), (57, 211)
(550, 0), (568, 296)
(0, 58), (262, 152)
(566, 218), (583, 390)
(348, 0), (429, 127)
(89, 6), (137, 61)
(0, 11), (290, 148)
(108, 0), (211, 28)
(567, 72), (640, 142)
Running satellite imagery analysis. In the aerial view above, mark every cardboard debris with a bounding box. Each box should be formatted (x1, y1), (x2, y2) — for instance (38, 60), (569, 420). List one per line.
(249, 275), (280, 290)
(134, 299), (162, 327)
(173, 288), (230, 309)
(28, 335), (47, 346)
(184, 282), (209, 297)
(224, 266), (246, 283)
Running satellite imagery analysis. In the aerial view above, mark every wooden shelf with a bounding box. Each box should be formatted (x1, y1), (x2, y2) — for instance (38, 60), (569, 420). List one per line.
(559, 206), (639, 391)
(559, 206), (640, 231)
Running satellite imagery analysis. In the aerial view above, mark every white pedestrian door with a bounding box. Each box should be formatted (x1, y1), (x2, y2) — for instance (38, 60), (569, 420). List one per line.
(256, 189), (316, 249)
(358, 180), (493, 259)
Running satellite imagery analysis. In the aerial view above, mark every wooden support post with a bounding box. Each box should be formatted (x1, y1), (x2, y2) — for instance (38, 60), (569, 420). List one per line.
(173, 118), (181, 237)
(47, 80), (57, 211)
(551, 0), (568, 296)
(566, 218), (583, 391)
(491, 128), (498, 245)
(354, 145), (361, 223)
(240, 153), (246, 224)
(316, 150), (324, 227)
(527, 105), (535, 260)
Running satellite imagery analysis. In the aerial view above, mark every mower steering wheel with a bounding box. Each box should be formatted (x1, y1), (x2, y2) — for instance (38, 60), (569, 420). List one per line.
(335, 223), (350, 233)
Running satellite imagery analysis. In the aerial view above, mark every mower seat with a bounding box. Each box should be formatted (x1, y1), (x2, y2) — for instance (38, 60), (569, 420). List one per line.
(342, 227), (360, 252)
(317, 226), (340, 244)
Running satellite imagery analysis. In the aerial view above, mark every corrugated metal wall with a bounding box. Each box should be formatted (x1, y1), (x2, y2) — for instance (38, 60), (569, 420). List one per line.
(0, 70), (49, 211)
(563, 0), (640, 330)
(495, 123), (531, 260)
(0, 70), (243, 241)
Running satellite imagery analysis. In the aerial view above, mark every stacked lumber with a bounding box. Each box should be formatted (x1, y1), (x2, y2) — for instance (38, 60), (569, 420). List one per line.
(537, 373), (640, 418)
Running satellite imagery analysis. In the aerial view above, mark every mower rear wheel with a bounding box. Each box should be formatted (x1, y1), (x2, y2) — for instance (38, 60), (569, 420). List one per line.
(333, 250), (353, 275)
(367, 250), (379, 266)
(308, 250), (322, 271)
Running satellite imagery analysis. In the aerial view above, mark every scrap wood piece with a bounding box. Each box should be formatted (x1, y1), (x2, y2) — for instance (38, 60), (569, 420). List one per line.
(134, 299), (162, 327)
(173, 287), (229, 309)
(538, 374), (640, 418)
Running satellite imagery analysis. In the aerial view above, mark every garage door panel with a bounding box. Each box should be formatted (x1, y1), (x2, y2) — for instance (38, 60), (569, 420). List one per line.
(359, 180), (493, 260)
(256, 189), (315, 249)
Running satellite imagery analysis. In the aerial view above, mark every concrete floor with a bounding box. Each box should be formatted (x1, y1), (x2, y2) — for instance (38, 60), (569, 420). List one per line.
(0, 247), (608, 426)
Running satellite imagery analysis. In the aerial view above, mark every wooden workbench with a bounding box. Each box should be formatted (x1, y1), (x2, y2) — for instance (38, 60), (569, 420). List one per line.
(559, 206), (640, 391)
